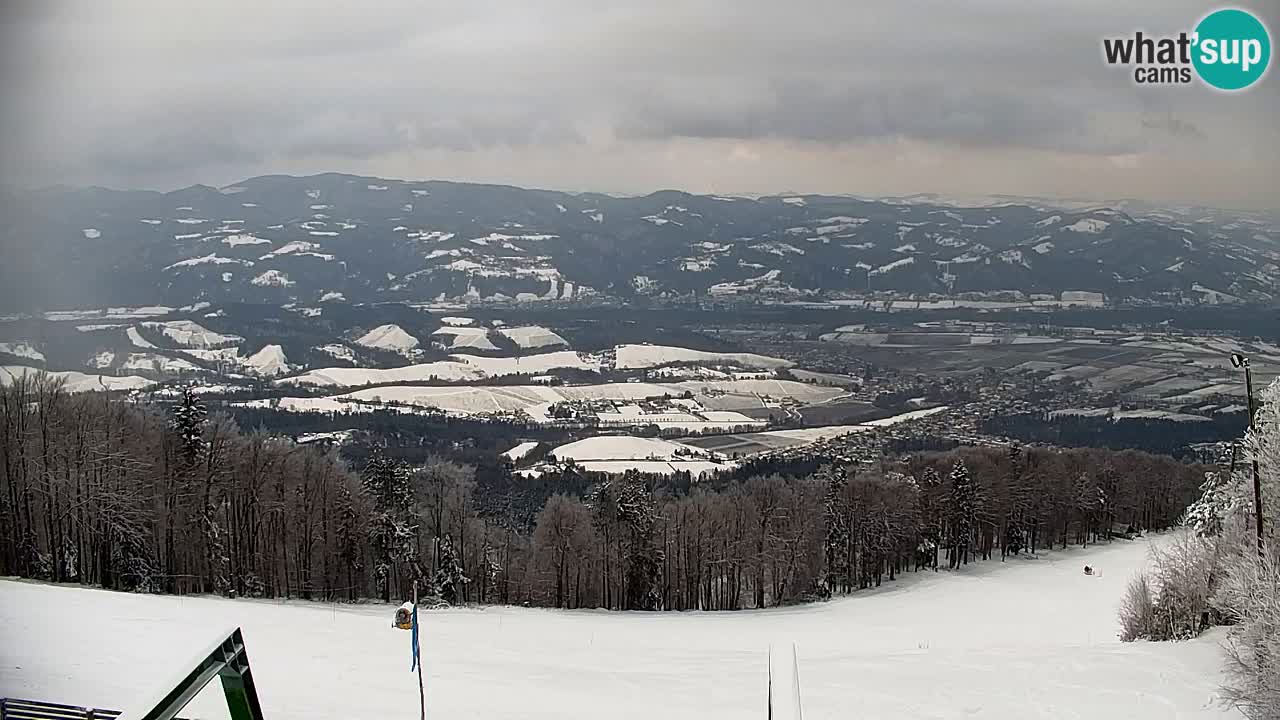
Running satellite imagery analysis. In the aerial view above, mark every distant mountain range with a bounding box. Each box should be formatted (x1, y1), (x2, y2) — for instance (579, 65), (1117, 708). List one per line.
(2, 173), (1276, 311)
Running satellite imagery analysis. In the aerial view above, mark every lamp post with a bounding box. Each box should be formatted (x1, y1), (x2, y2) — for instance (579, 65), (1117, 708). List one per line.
(1230, 353), (1264, 555)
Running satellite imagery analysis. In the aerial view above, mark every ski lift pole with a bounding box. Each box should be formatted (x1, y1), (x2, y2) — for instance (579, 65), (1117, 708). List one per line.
(415, 580), (425, 720)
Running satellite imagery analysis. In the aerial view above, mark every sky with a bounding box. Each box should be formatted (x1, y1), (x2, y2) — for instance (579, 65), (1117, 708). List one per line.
(1, 0), (1277, 209)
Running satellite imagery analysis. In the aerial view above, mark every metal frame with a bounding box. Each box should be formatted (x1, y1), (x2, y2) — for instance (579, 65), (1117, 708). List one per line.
(115, 627), (263, 720)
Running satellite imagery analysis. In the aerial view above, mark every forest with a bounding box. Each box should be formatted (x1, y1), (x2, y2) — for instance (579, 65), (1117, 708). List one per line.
(0, 374), (1208, 611)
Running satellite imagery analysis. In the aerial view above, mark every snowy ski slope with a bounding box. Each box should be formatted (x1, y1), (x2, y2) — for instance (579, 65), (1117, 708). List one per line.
(0, 538), (1238, 719)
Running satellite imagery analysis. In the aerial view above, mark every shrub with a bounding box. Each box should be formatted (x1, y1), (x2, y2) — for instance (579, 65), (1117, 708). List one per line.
(1216, 544), (1280, 720)
(1118, 572), (1156, 642)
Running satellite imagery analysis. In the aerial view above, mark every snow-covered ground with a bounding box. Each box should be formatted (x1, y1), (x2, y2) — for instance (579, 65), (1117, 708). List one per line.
(614, 344), (793, 370)
(141, 321), (242, 349)
(0, 539), (1237, 719)
(498, 325), (568, 349)
(243, 345), (290, 377)
(355, 324), (420, 353)
(0, 366), (154, 393)
(0, 342), (45, 361)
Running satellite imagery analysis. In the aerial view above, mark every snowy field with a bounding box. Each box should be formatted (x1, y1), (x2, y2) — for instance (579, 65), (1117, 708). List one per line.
(0, 539), (1238, 719)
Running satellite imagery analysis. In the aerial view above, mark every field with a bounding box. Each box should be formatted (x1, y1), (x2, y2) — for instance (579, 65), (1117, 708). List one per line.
(0, 538), (1238, 719)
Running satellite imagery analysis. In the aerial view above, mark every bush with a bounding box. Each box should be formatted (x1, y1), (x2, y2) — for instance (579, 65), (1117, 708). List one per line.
(1216, 546), (1280, 720)
(1118, 572), (1156, 642)
(1118, 530), (1223, 641)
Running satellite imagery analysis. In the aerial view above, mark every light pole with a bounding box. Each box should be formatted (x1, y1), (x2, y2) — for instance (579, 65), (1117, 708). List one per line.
(1230, 353), (1264, 555)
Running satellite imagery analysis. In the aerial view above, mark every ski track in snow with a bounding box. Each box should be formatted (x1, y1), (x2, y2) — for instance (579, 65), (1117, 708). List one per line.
(0, 538), (1238, 719)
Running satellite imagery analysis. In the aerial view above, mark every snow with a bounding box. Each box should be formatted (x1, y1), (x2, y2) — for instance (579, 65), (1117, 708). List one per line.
(140, 219), (161, 225)
(82, 228), (100, 239)
(1064, 218), (1110, 233)
(76, 324), (126, 332)
(552, 435), (707, 461)
(244, 345), (290, 377)
(0, 366), (154, 393)
(86, 351), (115, 369)
(1033, 240), (1055, 254)
(120, 353), (202, 374)
(862, 405), (947, 425)
(142, 321), (242, 349)
(355, 324), (420, 353)
(251, 270), (295, 288)
(260, 241), (321, 260)
(502, 441), (540, 462)
(0, 538), (1237, 720)
(165, 254), (254, 270)
(222, 233), (271, 247)
(320, 292), (345, 302)
(1034, 214), (1061, 227)
(432, 327), (499, 352)
(782, 197), (806, 206)
(614, 344), (792, 370)
(0, 342), (44, 361)
(497, 326), (567, 349)
(869, 256), (915, 276)
(311, 343), (356, 364)
(281, 352), (596, 389)
(126, 327), (156, 349)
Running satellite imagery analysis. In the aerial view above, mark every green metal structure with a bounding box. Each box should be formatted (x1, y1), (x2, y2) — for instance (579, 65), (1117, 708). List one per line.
(115, 627), (264, 720)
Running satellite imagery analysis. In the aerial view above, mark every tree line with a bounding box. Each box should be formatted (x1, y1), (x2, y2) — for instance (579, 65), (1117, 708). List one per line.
(1, 374), (1206, 611)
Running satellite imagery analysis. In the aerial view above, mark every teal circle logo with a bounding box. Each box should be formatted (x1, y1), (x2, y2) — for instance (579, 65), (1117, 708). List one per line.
(1192, 8), (1271, 90)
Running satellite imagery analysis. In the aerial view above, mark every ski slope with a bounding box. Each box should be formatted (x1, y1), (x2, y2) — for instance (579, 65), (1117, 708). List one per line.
(0, 539), (1238, 719)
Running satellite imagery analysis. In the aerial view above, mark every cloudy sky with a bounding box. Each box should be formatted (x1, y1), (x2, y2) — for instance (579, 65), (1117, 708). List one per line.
(2, 0), (1277, 208)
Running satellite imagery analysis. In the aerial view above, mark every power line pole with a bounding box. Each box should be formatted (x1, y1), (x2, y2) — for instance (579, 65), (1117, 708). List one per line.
(1232, 353), (1265, 556)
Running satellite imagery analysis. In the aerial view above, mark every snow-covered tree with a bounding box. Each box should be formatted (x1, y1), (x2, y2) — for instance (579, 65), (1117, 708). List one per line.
(363, 450), (415, 602)
(170, 386), (207, 467)
(947, 460), (976, 568)
(434, 534), (469, 605)
(820, 465), (849, 592)
(617, 471), (663, 610)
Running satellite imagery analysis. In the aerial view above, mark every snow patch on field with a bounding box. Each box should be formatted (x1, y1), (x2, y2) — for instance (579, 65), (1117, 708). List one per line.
(432, 327), (498, 352)
(0, 366), (154, 392)
(497, 325), (567, 349)
(142, 321), (242, 349)
(120, 353), (201, 374)
(1064, 218), (1110, 233)
(82, 228), (100, 239)
(355, 324), (420, 353)
(870, 256), (915, 275)
(614, 345), (791, 370)
(244, 345), (290, 377)
(317, 344), (357, 363)
(165, 254), (253, 270)
(1035, 214), (1061, 227)
(126, 327), (156, 349)
(502, 441), (540, 462)
(552, 435), (709, 461)
(0, 342), (44, 361)
(223, 233), (271, 247)
(251, 270), (295, 288)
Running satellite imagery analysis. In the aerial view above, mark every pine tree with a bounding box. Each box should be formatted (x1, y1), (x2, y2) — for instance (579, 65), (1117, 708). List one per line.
(170, 386), (207, 468)
(363, 449), (415, 602)
(434, 534), (469, 605)
(948, 460), (976, 568)
(617, 471), (663, 610)
(335, 484), (362, 601)
(820, 465), (850, 592)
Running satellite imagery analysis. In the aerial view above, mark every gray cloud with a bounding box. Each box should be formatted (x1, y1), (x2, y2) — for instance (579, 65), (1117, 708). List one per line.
(2, 0), (1277, 208)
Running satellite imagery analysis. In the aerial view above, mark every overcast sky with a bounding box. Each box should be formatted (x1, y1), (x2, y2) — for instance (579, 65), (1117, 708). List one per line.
(2, 0), (1277, 208)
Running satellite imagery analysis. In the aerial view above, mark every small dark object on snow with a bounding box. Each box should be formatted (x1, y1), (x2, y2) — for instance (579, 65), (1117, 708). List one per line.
(1083, 565), (1094, 576)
